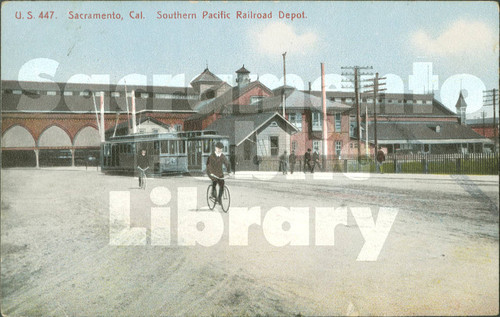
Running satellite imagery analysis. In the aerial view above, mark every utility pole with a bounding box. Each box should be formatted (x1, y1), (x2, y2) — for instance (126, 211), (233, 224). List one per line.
(282, 52), (287, 117)
(483, 89), (499, 153)
(341, 66), (372, 166)
(364, 73), (386, 154)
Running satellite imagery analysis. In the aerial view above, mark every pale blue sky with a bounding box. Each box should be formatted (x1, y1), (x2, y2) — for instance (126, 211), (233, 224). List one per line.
(1, 1), (498, 114)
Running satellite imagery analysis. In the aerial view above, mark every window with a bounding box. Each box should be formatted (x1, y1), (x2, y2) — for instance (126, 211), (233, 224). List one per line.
(335, 141), (342, 156)
(156, 93), (169, 99)
(335, 113), (341, 132)
(423, 144), (431, 153)
(288, 113), (302, 130)
(269, 121), (278, 127)
(140, 93), (149, 98)
(270, 136), (279, 156)
(250, 96), (265, 104)
(312, 112), (322, 131)
(12, 90), (22, 95)
(367, 98), (373, 103)
(152, 129), (159, 134)
(161, 141), (168, 153)
(416, 100), (423, 104)
(203, 139), (210, 153)
(398, 100), (403, 104)
(387, 99), (393, 103)
(362, 98), (367, 102)
(425, 100), (432, 105)
(80, 91), (90, 96)
(292, 141), (297, 152)
(47, 91), (57, 96)
(170, 140), (177, 154)
(345, 98), (353, 103)
(349, 116), (356, 137)
(94, 92), (104, 97)
(63, 91), (73, 96)
(174, 124), (182, 132)
(179, 140), (185, 153)
(111, 92), (120, 97)
(406, 99), (413, 104)
(313, 140), (322, 153)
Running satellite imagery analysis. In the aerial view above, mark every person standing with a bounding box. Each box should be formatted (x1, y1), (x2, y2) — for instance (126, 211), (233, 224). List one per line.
(230, 148), (236, 175)
(137, 149), (149, 187)
(376, 147), (386, 174)
(279, 151), (288, 174)
(289, 150), (297, 174)
(311, 149), (320, 173)
(304, 148), (312, 173)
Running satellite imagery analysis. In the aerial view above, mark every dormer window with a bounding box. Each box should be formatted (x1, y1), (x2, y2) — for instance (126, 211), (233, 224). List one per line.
(436, 125), (441, 133)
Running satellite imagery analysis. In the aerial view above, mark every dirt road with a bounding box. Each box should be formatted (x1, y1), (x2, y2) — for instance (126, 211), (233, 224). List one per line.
(1, 169), (498, 316)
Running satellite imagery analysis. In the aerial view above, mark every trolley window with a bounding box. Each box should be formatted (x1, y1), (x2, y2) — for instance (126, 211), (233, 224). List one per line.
(203, 139), (211, 153)
(161, 141), (168, 154)
(169, 140), (177, 154)
(179, 140), (185, 154)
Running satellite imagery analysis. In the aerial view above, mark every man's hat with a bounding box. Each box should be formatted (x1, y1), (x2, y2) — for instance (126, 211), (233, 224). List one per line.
(307, 148), (311, 151)
(215, 142), (224, 149)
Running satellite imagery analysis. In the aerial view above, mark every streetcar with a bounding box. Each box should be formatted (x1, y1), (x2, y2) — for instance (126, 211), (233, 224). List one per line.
(100, 130), (230, 175)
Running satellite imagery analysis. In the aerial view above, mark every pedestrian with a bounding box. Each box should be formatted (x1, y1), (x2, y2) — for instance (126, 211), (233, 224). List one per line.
(311, 149), (321, 173)
(304, 148), (312, 173)
(289, 150), (297, 174)
(137, 149), (149, 187)
(376, 147), (386, 174)
(279, 151), (288, 174)
(230, 149), (236, 175)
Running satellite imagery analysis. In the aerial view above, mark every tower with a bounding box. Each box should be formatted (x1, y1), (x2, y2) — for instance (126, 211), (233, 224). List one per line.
(455, 91), (467, 125)
(235, 65), (250, 87)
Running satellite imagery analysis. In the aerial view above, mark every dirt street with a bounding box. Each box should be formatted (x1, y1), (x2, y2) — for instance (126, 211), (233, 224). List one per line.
(1, 168), (498, 316)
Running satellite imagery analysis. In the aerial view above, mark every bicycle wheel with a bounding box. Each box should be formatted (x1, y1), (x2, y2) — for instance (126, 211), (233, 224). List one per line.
(220, 186), (230, 213)
(207, 185), (216, 210)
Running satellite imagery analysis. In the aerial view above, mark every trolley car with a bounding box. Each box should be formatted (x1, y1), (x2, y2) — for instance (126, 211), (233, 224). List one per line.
(100, 130), (230, 175)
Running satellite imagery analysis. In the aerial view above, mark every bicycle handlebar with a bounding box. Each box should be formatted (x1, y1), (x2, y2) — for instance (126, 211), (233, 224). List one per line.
(138, 166), (149, 172)
(209, 173), (230, 180)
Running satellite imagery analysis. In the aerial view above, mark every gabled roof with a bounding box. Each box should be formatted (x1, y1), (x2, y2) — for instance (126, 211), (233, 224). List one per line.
(192, 80), (273, 114)
(455, 92), (467, 110)
(105, 116), (171, 135)
(366, 122), (492, 144)
(205, 112), (299, 146)
(190, 68), (223, 84)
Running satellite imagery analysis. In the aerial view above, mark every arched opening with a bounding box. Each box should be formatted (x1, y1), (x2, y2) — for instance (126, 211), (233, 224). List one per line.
(1, 125), (37, 167)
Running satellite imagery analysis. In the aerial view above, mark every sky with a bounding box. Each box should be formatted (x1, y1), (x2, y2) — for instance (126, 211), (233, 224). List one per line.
(1, 1), (498, 116)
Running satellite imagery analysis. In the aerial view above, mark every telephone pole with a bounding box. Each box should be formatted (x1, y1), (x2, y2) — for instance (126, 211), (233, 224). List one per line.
(282, 52), (287, 117)
(342, 66), (372, 165)
(364, 73), (386, 153)
(483, 89), (499, 152)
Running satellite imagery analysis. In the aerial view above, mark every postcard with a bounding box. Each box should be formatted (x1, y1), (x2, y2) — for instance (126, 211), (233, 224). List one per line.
(1, 1), (498, 316)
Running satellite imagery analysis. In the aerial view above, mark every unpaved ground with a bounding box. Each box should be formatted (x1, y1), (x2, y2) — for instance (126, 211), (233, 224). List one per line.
(1, 168), (498, 316)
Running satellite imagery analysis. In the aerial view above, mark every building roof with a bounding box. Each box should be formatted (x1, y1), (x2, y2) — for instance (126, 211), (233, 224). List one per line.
(308, 90), (456, 117)
(190, 68), (223, 84)
(1, 80), (197, 112)
(191, 80), (273, 115)
(205, 112), (299, 146)
(455, 92), (467, 109)
(235, 65), (250, 74)
(104, 116), (172, 137)
(257, 88), (351, 113)
(366, 122), (492, 144)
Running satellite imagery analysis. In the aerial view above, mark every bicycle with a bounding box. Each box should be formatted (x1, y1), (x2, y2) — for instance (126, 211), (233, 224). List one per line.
(207, 173), (231, 213)
(138, 166), (149, 190)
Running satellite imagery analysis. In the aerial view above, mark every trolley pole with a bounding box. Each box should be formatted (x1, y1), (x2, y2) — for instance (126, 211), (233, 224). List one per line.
(483, 88), (499, 153)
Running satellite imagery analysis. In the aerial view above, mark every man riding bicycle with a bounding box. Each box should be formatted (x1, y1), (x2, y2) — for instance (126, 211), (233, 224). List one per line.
(137, 149), (149, 187)
(206, 142), (230, 204)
